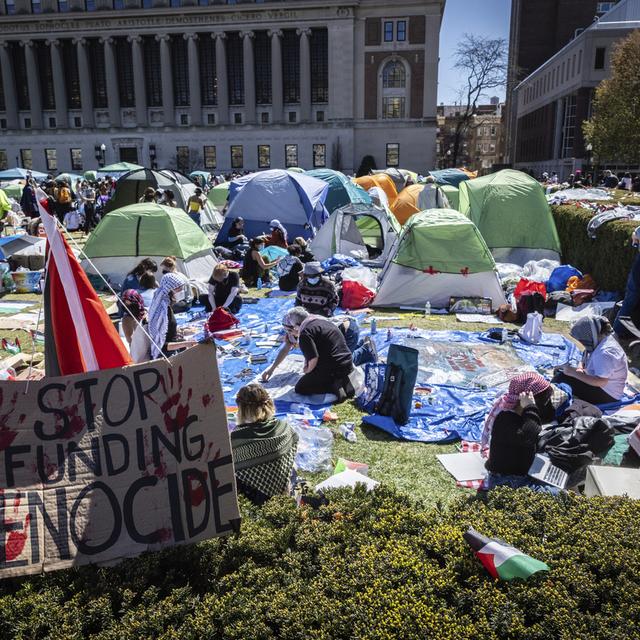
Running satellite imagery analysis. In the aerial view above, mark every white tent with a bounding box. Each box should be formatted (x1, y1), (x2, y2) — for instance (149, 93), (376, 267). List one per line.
(373, 209), (506, 310)
(310, 203), (401, 267)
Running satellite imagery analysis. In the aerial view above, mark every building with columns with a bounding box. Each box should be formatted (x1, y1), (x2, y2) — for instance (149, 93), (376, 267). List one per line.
(0, 0), (444, 175)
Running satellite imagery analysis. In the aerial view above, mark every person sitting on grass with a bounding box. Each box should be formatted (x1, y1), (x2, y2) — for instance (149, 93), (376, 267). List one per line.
(554, 316), (628, 404)
(262, 307), (356, 401)
(294, 236), (315, 263)
(295, 262), (338, 317)
(231, 383), (298, 505)
(265, 219), (288, 249)
(240, 237), (280, 287)
(208, 263), (242, 314)
(483, 372), (559, 494)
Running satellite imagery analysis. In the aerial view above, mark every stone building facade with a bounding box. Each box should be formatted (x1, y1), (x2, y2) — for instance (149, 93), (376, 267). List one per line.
(0, 0), (444, 174)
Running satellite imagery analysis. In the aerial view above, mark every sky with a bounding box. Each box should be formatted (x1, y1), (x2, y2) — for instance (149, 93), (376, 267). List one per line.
(437, 0), (512, 105)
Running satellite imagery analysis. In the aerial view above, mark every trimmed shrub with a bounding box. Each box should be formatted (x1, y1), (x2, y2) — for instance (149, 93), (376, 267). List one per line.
(552, 204), (639, 292)
(1, 488), (640, 639)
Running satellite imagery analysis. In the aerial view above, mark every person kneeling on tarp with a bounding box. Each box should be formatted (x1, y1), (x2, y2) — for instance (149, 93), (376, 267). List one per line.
(262, 307), (356, 400)
(208, 263), (242, 314)
(231, 383), (298, 506)
(482, 373), (559, 494)
(554, 316), (628, 404)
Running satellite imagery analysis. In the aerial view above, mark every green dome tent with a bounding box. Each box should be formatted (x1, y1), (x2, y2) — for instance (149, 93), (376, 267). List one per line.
(80, 203), (216, 289)
(207, 182), (229, 208)
(306, 169), (371, 214)
(458, 169), (561, 265)
(440, 184), (459, 211)
(373, 209), (506, 310)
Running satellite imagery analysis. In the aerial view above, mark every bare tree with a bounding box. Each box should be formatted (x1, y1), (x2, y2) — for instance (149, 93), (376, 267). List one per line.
(450, 34), (507, 167)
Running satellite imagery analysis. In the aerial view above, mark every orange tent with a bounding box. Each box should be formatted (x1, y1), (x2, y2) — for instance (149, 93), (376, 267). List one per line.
(390, 184), (449, 225)
(354, 174), (398, 204)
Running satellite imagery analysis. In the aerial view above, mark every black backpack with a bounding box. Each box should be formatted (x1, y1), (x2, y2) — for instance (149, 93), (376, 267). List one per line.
(375, 344), (418, 425)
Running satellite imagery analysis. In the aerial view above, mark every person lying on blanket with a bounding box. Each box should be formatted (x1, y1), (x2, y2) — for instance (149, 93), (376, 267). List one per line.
(554, 315), (628, 404)
(261, 307), (357, 400)
(261, 309), (377, 385)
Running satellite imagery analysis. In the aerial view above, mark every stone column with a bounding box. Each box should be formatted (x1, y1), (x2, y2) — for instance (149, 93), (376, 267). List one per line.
(422, 15), (439, 119)
(157, 34), (174, 126)
(241, 30), (255, 124)
(47, 39), (68, 128)
(185, 33), (201, 125)
(22, 41), (43, 128)
(269, 29), (283, 124)
(128, 35), (148, 126)
(297, 28), (311, 123)
(73, 37), (94, 127)
(0, 43), (18, 130)
(100, 36), (121, 127)
(213, 32), (228, 125)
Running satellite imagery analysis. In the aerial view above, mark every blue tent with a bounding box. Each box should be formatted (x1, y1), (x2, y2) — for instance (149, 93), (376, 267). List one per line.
(0, 167), (48, 181)
(428, 168), (471, 187)
(220, 170), (329, 243)
(306, 169), (371, 214)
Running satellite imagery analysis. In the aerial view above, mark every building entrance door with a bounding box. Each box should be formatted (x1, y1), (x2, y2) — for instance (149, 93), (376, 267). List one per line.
(119, 147), (139, 164)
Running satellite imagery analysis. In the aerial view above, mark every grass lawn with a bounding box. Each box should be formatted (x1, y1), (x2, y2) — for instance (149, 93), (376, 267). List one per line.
(0, 263), (577, 507)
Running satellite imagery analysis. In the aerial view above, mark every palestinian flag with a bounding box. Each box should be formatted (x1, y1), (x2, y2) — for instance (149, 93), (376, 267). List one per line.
(464, 527), (549, 581)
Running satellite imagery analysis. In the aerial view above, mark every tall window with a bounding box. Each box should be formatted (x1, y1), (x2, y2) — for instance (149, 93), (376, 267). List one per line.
(258, 145), (270, 169)
(4, 0), (15, 14)
(396, 20), (407, 41)
(31, 0), (41, 14)
(254, 31), (272, 104)
(176, 146), (190, 173)
(86, 38), (107, 108)
(594, 47), (606, 70)
(199, 35), (217, 106)
(285, 144), (298, 168)
(226, 33), (244, 105)
(36, 41), (55, 110)
(0, 68), (5, 111)
(386, 143), (399, 167)
(230, 145), (243, 169)
(561, 94), (577, 159)
(143, 36), (162, 107)
(203, 145), (216, 169)
(384, 21), (393, 42)
(282, 30), (300, 104)
(20, 149), (32, 170)
(115, 38), (135, 108)
(60, 39), (81, 109)
(313, 144), (326, 168)
(70, 148), (83, 170)
(10, 43), (30, 111)
(0, 149), (7, 170)
(57, 0), (69, 11)
(171, 35), (189, 107)
(44, 149), (57, 172)
(310, 28), (328, 103)
(381, 59), (408, 119)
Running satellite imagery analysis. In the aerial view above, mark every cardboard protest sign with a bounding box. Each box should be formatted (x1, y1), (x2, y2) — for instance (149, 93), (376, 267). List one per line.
(0, 343), (240, 578)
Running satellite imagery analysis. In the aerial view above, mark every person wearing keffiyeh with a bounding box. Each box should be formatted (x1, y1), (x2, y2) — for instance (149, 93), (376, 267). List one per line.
(554, 315), (628, 404)
(482, 372), (558, 494)
(147, 272), (185, 359)
(121, 289), (146, 345)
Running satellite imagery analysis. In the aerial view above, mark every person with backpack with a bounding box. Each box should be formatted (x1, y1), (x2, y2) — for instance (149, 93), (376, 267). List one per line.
(54, 180), (73, 223)
(261, 306), (355, 400)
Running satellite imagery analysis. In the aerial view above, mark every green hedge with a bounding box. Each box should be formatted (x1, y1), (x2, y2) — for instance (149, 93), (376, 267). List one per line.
(551, 204), (638, 292)
(2, 488), (640, 639)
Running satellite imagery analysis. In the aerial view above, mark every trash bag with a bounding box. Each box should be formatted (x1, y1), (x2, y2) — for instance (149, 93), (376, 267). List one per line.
(376, 344), (418, 425)
(291, 421), (333, 472)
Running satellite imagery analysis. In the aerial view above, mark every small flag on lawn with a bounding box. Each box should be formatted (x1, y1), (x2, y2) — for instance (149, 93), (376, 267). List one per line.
(464, 527), (549, 581)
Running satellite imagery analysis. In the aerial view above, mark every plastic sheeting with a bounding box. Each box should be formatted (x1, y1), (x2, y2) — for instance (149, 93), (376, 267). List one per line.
(362, 328), (581, 443)
(546, 188), (613, 204)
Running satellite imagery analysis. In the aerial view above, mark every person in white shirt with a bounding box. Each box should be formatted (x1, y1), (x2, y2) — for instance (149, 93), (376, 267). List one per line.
(555, 315), (628, 403)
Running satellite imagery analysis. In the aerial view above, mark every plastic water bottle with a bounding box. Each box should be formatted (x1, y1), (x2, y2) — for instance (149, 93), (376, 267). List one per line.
(257, 276), (263, 290)
(424, 301), (431, 317)
(370, 317), (377, 335)
(339, 422), (357, 443)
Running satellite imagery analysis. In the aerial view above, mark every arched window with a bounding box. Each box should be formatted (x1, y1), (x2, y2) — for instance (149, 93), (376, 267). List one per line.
(383, 60), (405, 89)
(380, 57), (410, 119)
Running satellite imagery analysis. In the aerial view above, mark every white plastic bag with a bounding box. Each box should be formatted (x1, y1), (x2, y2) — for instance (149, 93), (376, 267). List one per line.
(342, 266), (377, 292)
(291, 420), (333, 472)
(519, 311), (543, 344)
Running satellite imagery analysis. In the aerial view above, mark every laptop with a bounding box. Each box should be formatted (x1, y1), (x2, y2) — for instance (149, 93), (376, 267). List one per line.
(528, 454), (569, 489)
